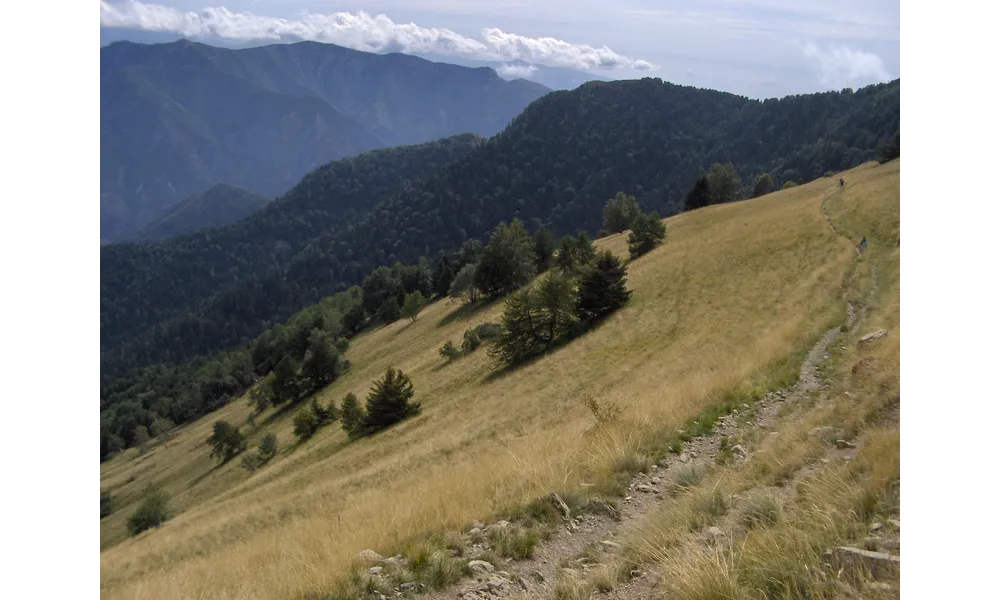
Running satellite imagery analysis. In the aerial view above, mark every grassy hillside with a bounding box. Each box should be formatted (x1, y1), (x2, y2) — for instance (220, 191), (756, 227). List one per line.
(99, 161), (898, 600)
(101, 78), (899, 379)
(135, 184), (271, 240)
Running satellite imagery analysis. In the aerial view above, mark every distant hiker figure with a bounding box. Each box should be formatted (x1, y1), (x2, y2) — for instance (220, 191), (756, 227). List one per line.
(858, 236), (867, 254)
(840, 178), (844, 187)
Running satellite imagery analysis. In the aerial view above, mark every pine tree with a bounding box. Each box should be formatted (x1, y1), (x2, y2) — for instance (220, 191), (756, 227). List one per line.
(342, 303), (367, 336)
(684, 175), (712, 211)
(363, 367), (420, 433)
(533, 227), (556, 273)
(340, 393), (366, 440)
(577, 250), (632, 321)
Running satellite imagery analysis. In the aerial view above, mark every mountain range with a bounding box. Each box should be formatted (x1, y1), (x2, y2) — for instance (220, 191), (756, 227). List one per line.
(101, 76), (899, 378)
(100, 38), (549, 241)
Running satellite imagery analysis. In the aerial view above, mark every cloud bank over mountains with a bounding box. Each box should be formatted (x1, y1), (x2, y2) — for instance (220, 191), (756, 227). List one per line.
(99, 1), (657, 72)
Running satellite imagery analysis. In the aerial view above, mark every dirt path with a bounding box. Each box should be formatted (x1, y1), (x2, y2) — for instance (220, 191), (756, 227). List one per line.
(418, 200), (877, 600)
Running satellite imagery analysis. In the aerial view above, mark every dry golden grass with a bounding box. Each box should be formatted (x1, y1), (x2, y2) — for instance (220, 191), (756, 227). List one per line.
(99, 162), (893, 600)
(611, 159), (900, 600)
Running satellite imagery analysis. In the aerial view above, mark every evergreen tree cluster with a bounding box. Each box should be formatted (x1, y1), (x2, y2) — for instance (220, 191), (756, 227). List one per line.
(489, 248), (632, 367)
(341, 368), (421, 439)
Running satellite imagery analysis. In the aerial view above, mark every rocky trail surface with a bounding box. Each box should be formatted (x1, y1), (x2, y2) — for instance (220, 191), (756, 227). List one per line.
(364, 201), (896, 600)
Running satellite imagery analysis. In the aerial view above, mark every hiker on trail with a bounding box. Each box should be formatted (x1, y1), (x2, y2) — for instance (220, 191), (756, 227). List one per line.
(840, 178), (844, 187)
(859, 236), (867, 252)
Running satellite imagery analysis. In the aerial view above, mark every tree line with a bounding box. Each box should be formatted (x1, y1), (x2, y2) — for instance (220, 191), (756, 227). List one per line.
(100, 78), (901, 382)
(100, 191), (667, 460)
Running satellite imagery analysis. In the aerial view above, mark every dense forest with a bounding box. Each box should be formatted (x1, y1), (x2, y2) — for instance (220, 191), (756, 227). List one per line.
(102, 77), (899, 389)
(101, 39), (548, 240)
(135, 184), (272, 240)
(101, 133), (483, 372)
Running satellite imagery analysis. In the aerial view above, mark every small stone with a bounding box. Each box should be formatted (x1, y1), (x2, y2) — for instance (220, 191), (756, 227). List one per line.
(636, 484), (655, 493)
(468, 527), (482, 536)
(400, 583), (416, 591)
(468, 560), (495, 573)
(870, 522), (884, 533)
(601, 540), (622, 550)
(680, 452), (690, 463)
(472, 521), (485, 529)
(546, 492), (573, 521)
(651, 476), (661, 484)
(357, 549), (384, 562)
(624, 495), (633, 502)
(485, 577), (507, 590)
(731, 444), (747, 458)
(866, 582), (896, 592)
(707, 526), (726, 540)
(822, 546), (900, 580)
(368, 566), (383, 575)
(836, 439), (857, 449)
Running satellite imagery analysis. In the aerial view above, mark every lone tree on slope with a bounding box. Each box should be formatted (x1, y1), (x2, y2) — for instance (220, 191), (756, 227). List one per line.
(577, 250), (632, 321)
(363, 367), (421, 434)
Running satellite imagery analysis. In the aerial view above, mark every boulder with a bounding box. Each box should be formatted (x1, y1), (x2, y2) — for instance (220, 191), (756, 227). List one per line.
(468, 560), (495, 574)
(857, 329), (888, 347)
(357, 549), (384, 562)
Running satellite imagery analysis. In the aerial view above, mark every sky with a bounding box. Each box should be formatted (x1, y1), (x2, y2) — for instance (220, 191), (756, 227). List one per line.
(99, 0), (899, 99)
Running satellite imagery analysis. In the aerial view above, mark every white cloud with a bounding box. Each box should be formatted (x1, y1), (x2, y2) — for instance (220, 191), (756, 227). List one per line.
(494, 63), (538, 80)
(799, 42), (890, 88)
(99, 1), (657, 72)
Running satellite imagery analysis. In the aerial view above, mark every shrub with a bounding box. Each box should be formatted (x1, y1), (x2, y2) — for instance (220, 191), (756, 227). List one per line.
(133, 425), (151, 455)
(684, 175), (712, 211)
(782, 181), (798, 189)
(741, 494), (781, 528)
(439, 340), (463, 360)
(671, 464), (706, 490)
(378, 296), (401, 323)
(240, 452), (260, 473)
(751, 173), (774, 198)
(707, 162), (741, 204)
(472, 322), (502, 340)
(533, 227), (556, 273)
(101, 492), (113, 518)
(311, 398), (339, 426)
(488, 273), (578, 367)
(257, 433), (279, 463)
(335, 337), (351, 353)
(582, 393), (623, 424)
(462, 329), (482, 353)
(293, 408), (320, 442)
(126, 488), (171, 536)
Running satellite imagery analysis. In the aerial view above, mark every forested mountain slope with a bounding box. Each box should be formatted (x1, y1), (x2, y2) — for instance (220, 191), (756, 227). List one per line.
(100, 39), (549, 240)
(101, 78), (899, 377)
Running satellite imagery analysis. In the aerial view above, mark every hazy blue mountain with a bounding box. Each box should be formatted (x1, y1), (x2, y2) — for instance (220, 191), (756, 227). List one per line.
(100, 39), (550, 241)
(135, 183), (272, 241)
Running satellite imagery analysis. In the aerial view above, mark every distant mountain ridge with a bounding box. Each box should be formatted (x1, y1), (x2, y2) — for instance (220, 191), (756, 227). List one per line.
(100, 39), (550, 241)
(135, 183), (271, 241)
(99, 27), (611, 91)
(101, 78), (899, 377)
